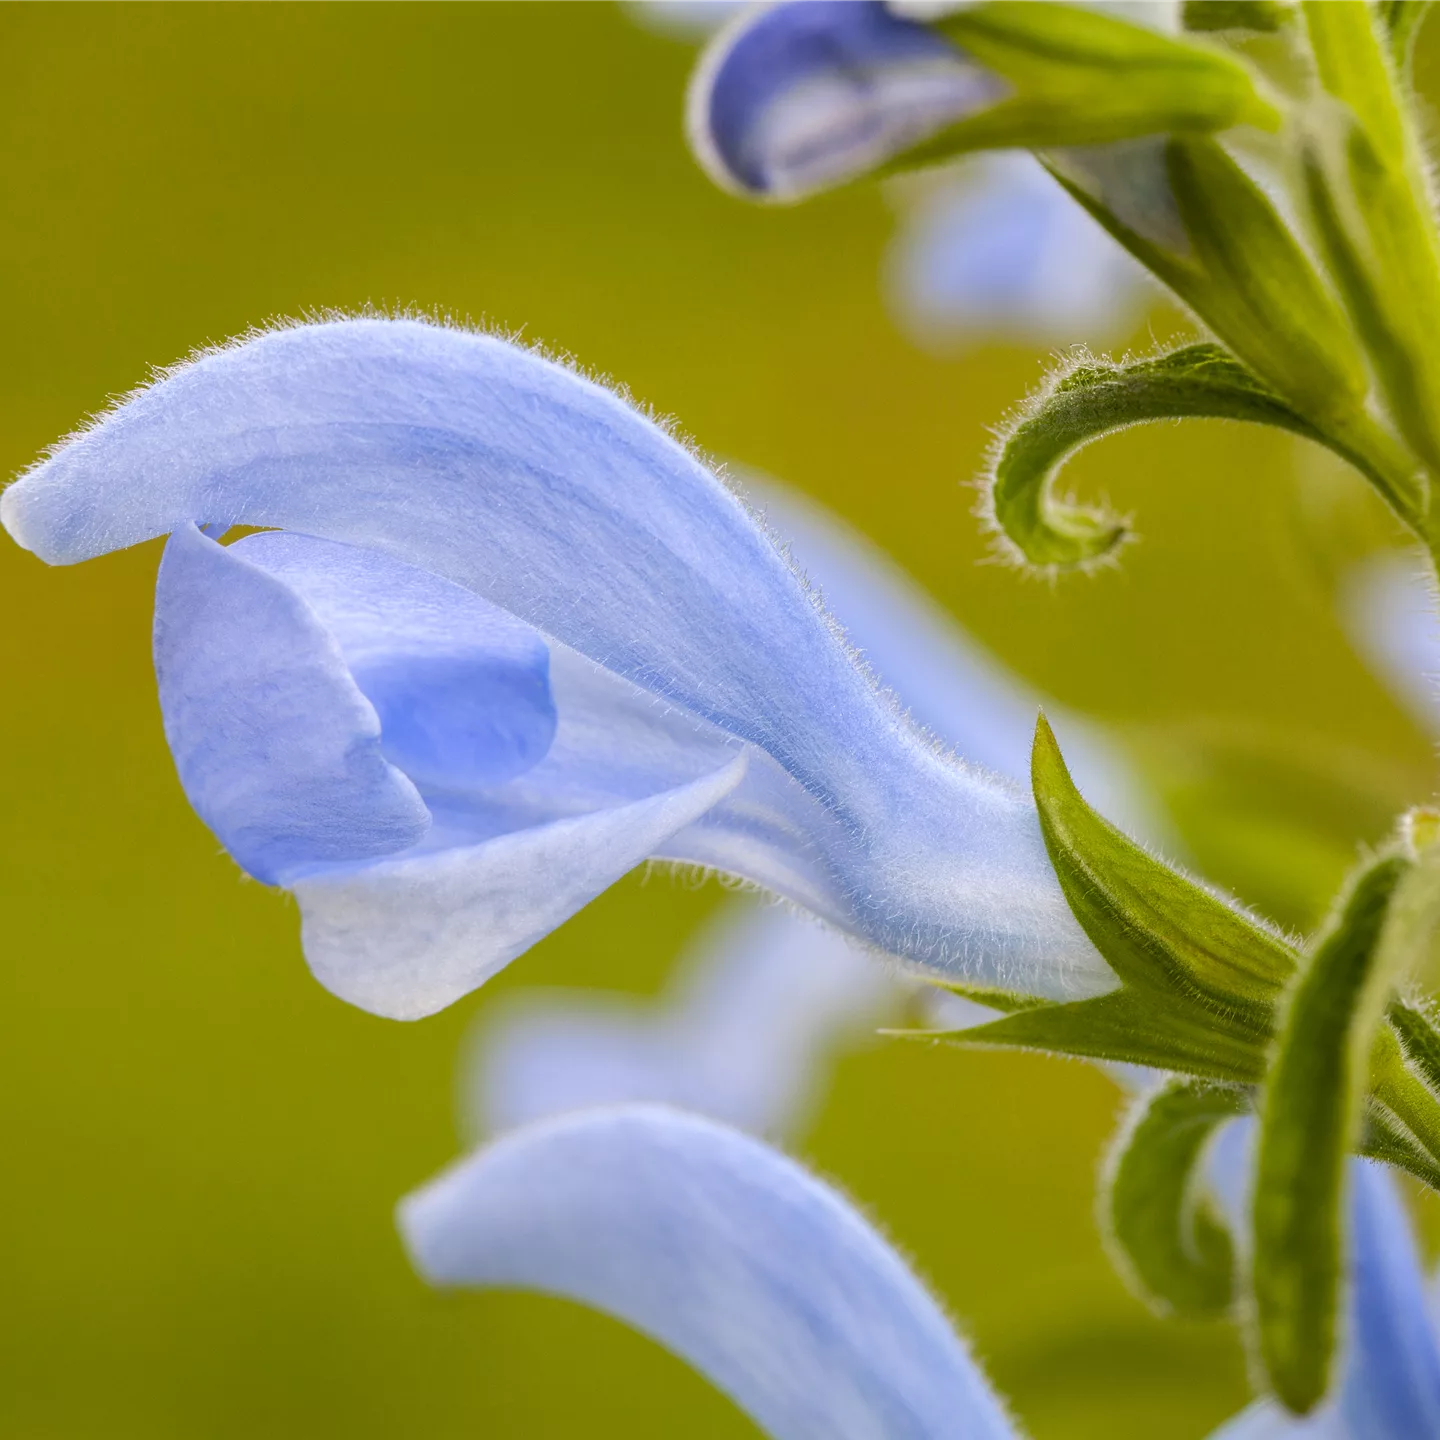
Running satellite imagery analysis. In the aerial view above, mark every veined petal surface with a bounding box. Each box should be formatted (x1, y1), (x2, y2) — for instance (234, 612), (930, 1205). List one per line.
(687, 0), (1001, 201)
(400, 1105), (1019, 1440)
(3, 318), (1108, 999)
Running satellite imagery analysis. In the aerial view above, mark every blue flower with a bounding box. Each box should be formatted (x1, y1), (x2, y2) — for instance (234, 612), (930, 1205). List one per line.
(466, 479), (1152, 1142)
(400, 1104), (1440, 1439)
(884, 152), (1151, 349)
(686, 1), (1180, 206)
(1, 317), (1109, 1019)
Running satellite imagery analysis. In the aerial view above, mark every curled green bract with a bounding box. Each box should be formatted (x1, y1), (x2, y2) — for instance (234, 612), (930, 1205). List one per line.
(984, 342), (1394, 574)
(1103, 1078), (1248, 1319)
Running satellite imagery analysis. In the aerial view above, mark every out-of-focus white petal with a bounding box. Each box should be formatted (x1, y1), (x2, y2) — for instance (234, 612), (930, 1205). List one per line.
(400, 1105), (1020, 1440)
(466, 902), (897, 1140)
(1342, 550), (1440, 735)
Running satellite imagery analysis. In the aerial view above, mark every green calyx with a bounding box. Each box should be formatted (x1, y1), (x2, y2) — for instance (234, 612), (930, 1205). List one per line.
(903, 1), (1280, 161)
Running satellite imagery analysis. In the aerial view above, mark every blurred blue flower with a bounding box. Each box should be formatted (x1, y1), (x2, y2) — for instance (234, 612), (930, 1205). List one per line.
(884, 152), (1150, 350)
(1343, 551), (1440, 738)
(466, 479), (1153, 1143)
(686, 1), (1170, 347)
(401, 1104), (1440, 1439)
(1, 318), (1109, 1019)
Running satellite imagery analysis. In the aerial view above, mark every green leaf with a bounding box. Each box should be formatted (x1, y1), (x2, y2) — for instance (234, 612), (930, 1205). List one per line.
(904, 1), (1281, 160)
(1103, 1078), (1249, 1317)
(1182, 0), (1290, 32)
(983, 343), (1406, 573)
(1252, 852), (1409, 1414)
(1032, 712), (1297, 1015)
(932, 987), (1271, 1081)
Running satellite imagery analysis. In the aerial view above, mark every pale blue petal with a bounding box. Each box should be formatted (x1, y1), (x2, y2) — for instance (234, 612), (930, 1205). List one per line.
(153, 524), (431, 885)
(292, 753), (748, 1020)
(1342, 551), (1440, 736)
(885, 154), (1149, 347)
(232, 531), (557, 793)
(687, 0), (1002, 201)
(756, 480), (1160, 839)
(467, 902), (897, 1141)
(3, 318), (1108, 999)
(399, 1105), (1019, 1440)
(1335, 1162), (1440, 1438)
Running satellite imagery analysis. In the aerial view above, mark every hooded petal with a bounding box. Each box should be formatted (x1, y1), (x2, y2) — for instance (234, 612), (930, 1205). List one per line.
(292, 752), (747, 1020)
(687, 0), (1001, 201)
(153, 523), (431, 884)
(3, 318), (1105, 997)
(467, 901), (896, 1140)
(399, 1105), (1019, 1440)
(234, 530), (557, 792)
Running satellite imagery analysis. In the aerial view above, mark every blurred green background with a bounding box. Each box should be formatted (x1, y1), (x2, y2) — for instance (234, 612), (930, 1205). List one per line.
(2, 5), (1438, 1437)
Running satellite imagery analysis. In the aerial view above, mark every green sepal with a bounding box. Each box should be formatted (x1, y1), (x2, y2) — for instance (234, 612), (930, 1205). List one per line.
(933, 986), (1270, 1081)
(1182, 1), (1290, 32)
(914, 717), (1295, 1081)
(983, 342), (1395, 572)
(1389, 995), (1440, 1093)
(1252, 852), (1409, 1414)
(1163, 136), (1369, 418)
(1359, 1103), (1440, 1192)
(1102, 1078), (1250, 1317)
(1033, 713), (1296, 1016)
(891, 0), (1279, 167)
(922, 980), (1048, 1015)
